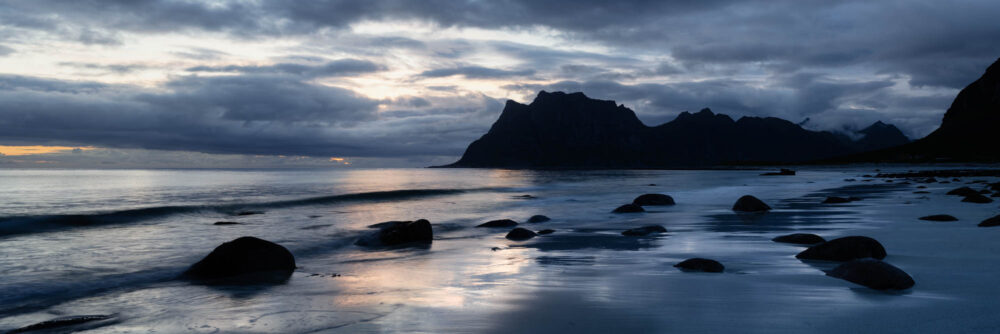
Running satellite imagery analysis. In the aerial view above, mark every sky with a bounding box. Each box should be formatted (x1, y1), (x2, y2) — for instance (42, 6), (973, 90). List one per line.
(0, 0), (998, 168)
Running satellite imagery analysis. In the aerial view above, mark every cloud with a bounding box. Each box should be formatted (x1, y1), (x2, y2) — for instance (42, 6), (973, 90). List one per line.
(418, 66), (535, 79)
(186, 59), (385, 78)
(0, 45), (13, 56)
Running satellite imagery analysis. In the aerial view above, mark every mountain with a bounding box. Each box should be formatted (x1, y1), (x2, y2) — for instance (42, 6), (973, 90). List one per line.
(831, 57), (1000, 162)
(441, 91), (907, 168)
(852, 121), (911, 152)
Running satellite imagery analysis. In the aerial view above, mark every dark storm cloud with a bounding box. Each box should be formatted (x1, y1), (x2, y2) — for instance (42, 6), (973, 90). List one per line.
(418, 66), (535, 79)
(186, 59), (385, 78)
(0, 74), (500, 157)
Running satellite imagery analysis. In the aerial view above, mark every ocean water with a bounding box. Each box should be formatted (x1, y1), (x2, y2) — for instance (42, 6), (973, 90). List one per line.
(1, 168), (999, 333)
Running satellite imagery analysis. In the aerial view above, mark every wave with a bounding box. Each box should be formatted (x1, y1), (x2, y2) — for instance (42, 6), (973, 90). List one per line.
(0, 188), (484, 237)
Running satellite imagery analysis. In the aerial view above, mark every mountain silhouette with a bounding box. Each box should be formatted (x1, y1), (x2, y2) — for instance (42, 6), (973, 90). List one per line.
(441, 91), (908, 168)
(830, 57), (1000, 163)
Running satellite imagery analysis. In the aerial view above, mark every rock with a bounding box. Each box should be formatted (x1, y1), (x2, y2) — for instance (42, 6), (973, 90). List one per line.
(506, 227), (537, 240)
(916, 185), (927, 188)
(978, 215), (1000, 227)
(214, 221), (241, 225)
(674, 258), (725, 273)
(527, 215), (551, 223)
(913, 191), (930, 194)
(795, 236), (887, 261)
(947, 186), (980, 197)
(612, 203), (645, 213)
(979, 189), (992, 194)
(822, 196), (851, 204)
(919, 214), (958, 221)
(7, 315), (116, 334)
(961, 193), (994, 203)
(233, 210), (264, 216)
(512, 194), (537, 199)
(621, 225), (667, 236)
(356, 219), (433, 247)
(993, 192), (1000, 197)
(183, 236), (296, 283)
(761, 169), (796, 176)
(477, 219), (519, 227)
(772, 233), (826, 245)
(537, 229), (555, 235)
(827, 259), (915, 290)
(732, 195), (771, 212)
(990, 182), (1000, 191)
(632, 193), (676, 206)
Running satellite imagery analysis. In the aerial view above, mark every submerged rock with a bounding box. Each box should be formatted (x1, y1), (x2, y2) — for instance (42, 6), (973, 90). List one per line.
(537, 229), (555, 235)
(761, 168), (796, 176)
(961, 193), (994, 203)
(772, 233), (826, 245)
(233, 210), (264, 216)
(919, 214), (959, 221)
(732, 195), (771, 212)
(7, 315), (116, 334)
(183, 236), (295, 283)
(827, 258), (915, 290)
(795, 236), (887, 261)
(213, 221), (241, 225)
(356, 219), (432, 247)
(674, 258), (725, 273)
(612, 203), (645, 213)
(946, 186), (980, 197)
(621, 225), (667, 236)
(506, 228), (538, 240)
(527, 215), (551, 223)
(477, 219), (519, 227)
(821, 196), (861, 204)
(632, 194), (675, 206)
(978, 215), (1000, 227)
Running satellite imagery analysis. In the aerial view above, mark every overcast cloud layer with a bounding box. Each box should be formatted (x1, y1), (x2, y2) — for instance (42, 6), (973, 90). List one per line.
(1, 0), (998, 167)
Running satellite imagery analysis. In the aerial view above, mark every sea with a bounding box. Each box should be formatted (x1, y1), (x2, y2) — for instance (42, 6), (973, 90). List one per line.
(1, 167), (998, 333)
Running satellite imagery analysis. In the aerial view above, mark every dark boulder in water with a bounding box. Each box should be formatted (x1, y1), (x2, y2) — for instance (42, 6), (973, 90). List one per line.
(612, 203), (645, 213)
(356, 219), (433, 247)
(978, 215), (1000, 227)
(632, 194), (675, 206)
(919, 214), (958, 221)
(506, 227), (538, 240)
(761, 169), (796, 176)
(622, 225), (667, 236)
(821, 196), (854, 204)
(772, 233), (826, 245)
(795, 236), (887, 261)
(233, 210), (264, 216)
(674, 258), (724, 273)
(537, 229), (555, 235)
(214, 221), (241, 225)
(947, 186), (980, 197)
(732, 195), (771, 212)
(477, 219), (519, 227)
(183, 236), (295, 284)
(961, 193), (994, 203)
(7, 315), (116, 334)
(527, 215), (551, 223)
(827, 258), (915, 290)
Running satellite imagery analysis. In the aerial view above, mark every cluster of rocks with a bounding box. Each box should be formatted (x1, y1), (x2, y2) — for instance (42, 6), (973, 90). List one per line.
(612, 193), (676, 213)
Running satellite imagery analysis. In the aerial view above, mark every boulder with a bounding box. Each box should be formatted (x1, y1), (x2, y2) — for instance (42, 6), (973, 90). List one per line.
(822, 196), (851, 204)
(978, 215), (1000, 227)
(621, 225), (668, 236)
(795, 236), (887, 261)
(632, 194), (676, 206)
(612, 203), (645, 213)
(919, 215), (958, 221)
(356, 219), (432, 247)
(233, 210), (264, 216)
(527, 215), (551, 223)
(962, 193), (994, 203)
(946, 186), (980, 197)
(213, 221), (241, 225)
(827, 259), (915, 290)
(674, 258), (725, 273)
(732, 195), (771, 212)
(477, 219), (519, 227)
(506, 228), (537, 240)
(772, 233), (826, 245)
(537, 229), (555, 235)
(183, 236), (295, 283)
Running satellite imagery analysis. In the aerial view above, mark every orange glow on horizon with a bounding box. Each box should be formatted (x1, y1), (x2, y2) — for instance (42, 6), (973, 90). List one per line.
(0, 145), (95, 156)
